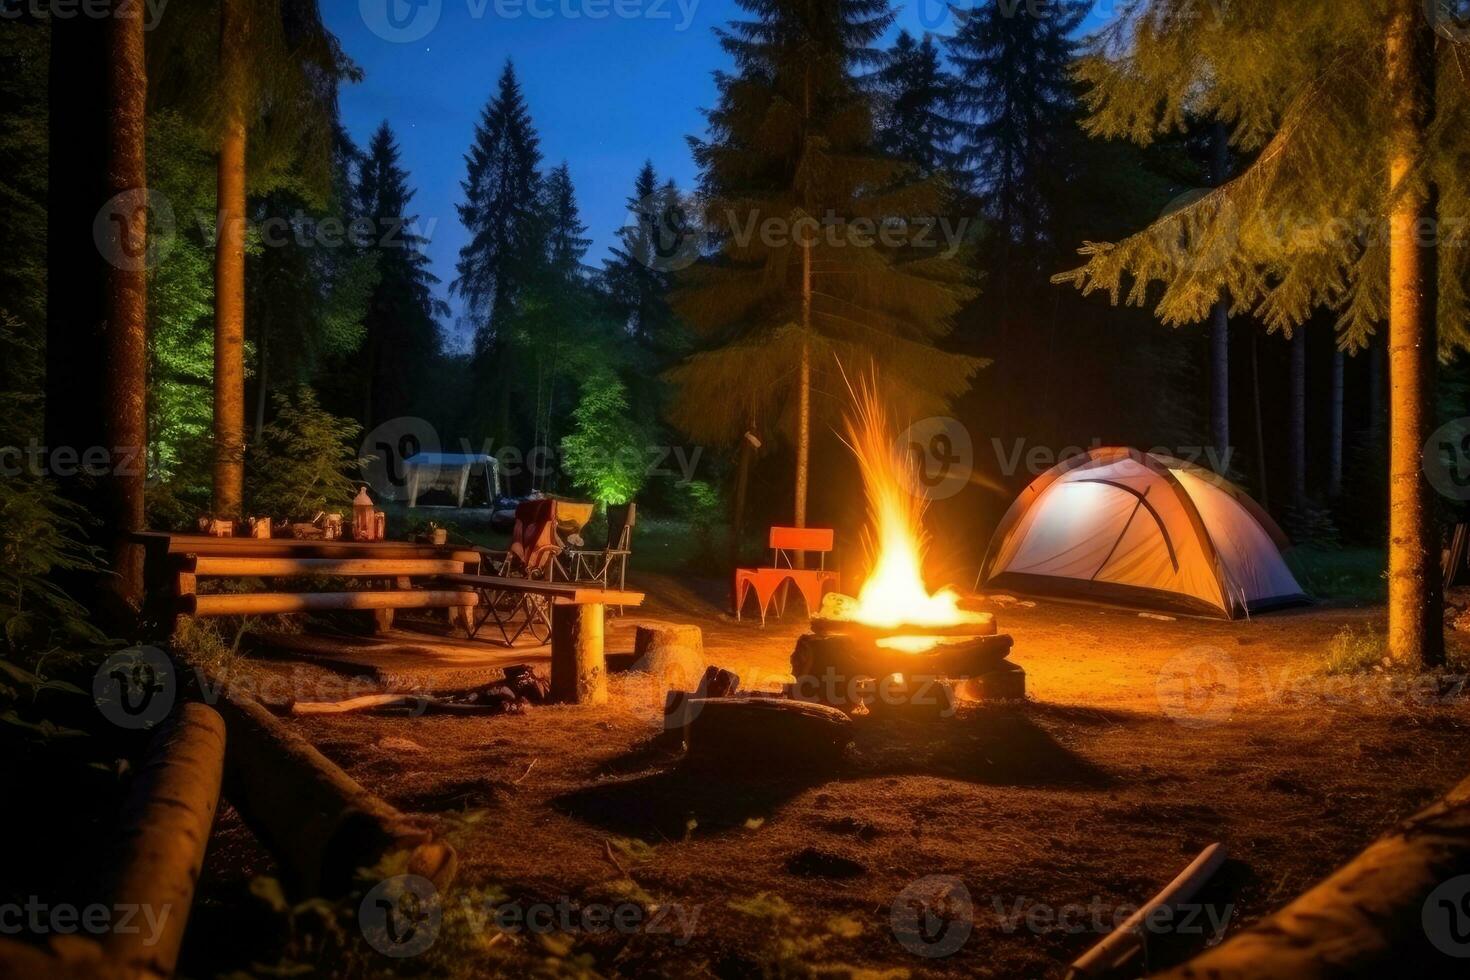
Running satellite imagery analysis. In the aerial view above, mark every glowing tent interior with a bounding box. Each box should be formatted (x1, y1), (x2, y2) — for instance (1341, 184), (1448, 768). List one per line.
(980, 448), (1308, 618)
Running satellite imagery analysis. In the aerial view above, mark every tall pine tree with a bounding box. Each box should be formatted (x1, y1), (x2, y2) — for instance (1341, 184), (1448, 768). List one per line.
(356, 122), (447, 428)
(945, 0), (1092, 251)
(603, 162), (681, 355)
(672, 0), (985, 529)
(1054, 0), (1470, 666)
(454, 60), (543, 445)
(873, 30), (957, 178)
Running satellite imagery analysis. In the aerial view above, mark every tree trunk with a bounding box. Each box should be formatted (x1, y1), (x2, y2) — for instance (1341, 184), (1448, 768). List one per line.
(101, 1), (149, 607)
(1329, 347), (1344, 496)
(1209, 122), (1230, 468)
(213, 0), (249, 520)
(1251, 331), (1269, 510)
(253, 304), (268, 444)
(1385, 0), (1442, 668)
(46, 13), (109, 610)
(1289, 328), (1307, 508)
(729, 415), (755, 575)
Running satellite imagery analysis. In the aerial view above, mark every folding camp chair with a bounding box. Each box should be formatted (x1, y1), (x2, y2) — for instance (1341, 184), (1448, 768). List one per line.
(564, 503), (635, 591)
(474, 499), (561, 643)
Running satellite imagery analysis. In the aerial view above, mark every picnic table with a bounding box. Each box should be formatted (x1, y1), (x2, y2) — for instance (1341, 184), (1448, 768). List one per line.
(437, 573), (644, 705)
(131, 531), (482, 636)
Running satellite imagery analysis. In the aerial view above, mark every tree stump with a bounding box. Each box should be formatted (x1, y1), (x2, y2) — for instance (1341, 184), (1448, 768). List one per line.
(631, 622), (705, 691)
(551, 602), (606, 705)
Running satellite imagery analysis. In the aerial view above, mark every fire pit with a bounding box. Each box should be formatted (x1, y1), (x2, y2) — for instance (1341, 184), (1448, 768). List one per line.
(785, 377), (1026, 715)
(789, 598), (1023, 715)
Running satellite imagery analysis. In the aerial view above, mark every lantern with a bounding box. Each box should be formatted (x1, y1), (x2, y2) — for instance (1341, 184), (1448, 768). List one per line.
(353, 486), (375, 541)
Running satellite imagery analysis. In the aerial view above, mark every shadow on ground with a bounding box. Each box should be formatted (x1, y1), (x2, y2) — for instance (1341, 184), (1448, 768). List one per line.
(553, 702), (1126, 839)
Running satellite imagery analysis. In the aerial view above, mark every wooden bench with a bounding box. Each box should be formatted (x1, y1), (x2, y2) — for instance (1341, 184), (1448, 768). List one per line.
(436, 573), (645, 704)
(132, 532), (482, 637)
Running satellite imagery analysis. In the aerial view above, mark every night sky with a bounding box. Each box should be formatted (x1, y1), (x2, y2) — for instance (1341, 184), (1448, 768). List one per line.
(324, 0), (1113, 349)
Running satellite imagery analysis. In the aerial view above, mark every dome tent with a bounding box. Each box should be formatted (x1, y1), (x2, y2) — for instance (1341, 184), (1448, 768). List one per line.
(980, 448), (1307, 618)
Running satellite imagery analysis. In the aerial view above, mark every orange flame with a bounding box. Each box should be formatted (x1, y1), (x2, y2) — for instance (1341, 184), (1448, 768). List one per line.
(842, 378), (982, 651)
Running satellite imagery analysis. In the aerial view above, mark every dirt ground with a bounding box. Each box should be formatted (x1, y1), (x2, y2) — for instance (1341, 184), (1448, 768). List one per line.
(190, 575), (1470, 978)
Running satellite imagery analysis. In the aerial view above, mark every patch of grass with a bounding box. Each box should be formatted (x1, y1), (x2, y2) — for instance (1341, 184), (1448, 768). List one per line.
(1321, 625), (1391, 675)
(1285, 546), (1385, 603)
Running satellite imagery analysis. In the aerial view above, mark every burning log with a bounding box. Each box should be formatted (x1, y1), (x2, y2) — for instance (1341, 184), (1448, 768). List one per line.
(810, 614), (996, 639)
(207, 677), (456, 896)
(792, 631), (1013, 684)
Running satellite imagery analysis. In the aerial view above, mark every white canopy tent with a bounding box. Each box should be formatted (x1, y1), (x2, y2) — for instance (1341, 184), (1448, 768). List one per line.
(401, 452), (500, 508)
(981, 448), (1307, 618)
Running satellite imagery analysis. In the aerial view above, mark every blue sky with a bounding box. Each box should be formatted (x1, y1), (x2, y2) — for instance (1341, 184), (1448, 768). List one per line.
(324, 0), (1117, 349)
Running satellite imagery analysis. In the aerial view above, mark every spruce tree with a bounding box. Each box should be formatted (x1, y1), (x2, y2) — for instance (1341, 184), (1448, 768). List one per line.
(672, 0), (985, 529)
(356, 122), (448, 428)
(1053, 0), (1469, 666)
(945, 0), (1092, 250)
(542, 162), (591, 277)
(454, 60), (544, 444)
(873, 30), (957, 178)
(603, 163), (681, 356)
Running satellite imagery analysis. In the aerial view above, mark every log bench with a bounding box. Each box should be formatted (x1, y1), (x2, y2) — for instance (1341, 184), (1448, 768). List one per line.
(436, 573), (645, 704)
(132, 532), (482, 637)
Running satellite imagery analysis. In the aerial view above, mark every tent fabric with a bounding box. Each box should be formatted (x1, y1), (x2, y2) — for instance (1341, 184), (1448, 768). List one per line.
(401, 453), (500, 508)
(982, 447), (1307, 618)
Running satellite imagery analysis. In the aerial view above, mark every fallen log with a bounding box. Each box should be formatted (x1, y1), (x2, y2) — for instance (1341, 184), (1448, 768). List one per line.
(683, 696), (852, 770)
(102, 703), (226, 979)
(206, 676), (456, 896)
(1159, 775), (1470, 978)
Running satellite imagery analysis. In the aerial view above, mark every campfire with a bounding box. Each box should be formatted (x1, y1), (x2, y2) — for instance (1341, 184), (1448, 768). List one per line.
(792, 378), (1022, 712)
(815, 379), (992, 652)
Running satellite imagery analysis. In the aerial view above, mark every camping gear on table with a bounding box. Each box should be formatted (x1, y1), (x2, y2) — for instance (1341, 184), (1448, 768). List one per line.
(980, 447), (1307, 618)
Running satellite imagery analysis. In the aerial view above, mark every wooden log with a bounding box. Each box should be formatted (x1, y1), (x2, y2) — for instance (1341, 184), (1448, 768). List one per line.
(290, 694), (427, 716)
(1158, 775), (1470, 979)
(183, 589), (478, 617)
(371, 608), (394, 634)
(551, 602), (606, 705)
(207, 678), (456, 896)
(683, 696), (852, 770)
(0, 936), (127, 979)
(101, 703), (226, 980)
(189, 557), (465, 577)
(1067, 843), (1227, 979)
(791, 631), (1013, 682)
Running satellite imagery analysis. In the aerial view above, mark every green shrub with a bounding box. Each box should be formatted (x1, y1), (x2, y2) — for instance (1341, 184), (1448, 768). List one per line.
(247, 386), (363, 520)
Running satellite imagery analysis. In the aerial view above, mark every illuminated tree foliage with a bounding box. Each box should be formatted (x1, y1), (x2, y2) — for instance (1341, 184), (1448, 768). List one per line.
(1053, 0), (1470, 665)
(560, 369), (650, 506)
(671, 0), (985, 526)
